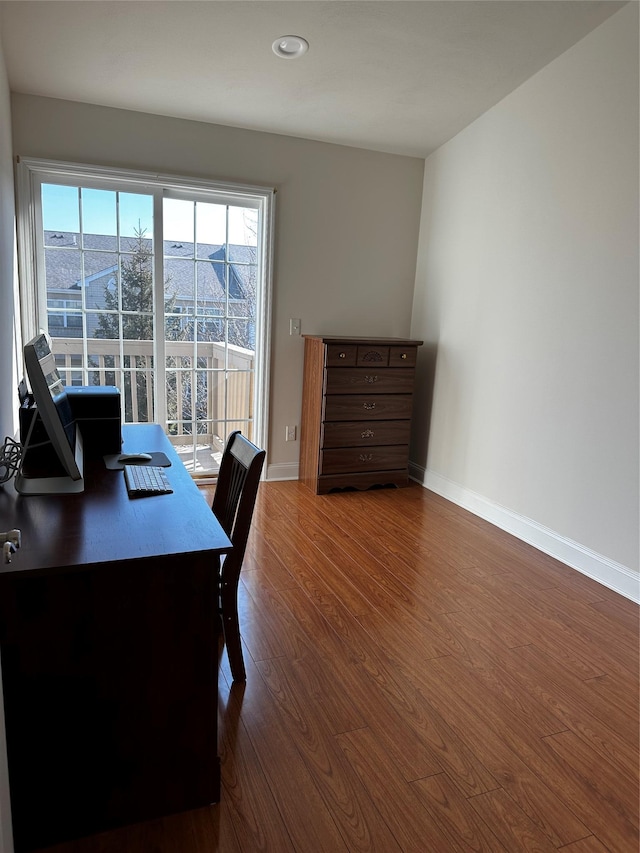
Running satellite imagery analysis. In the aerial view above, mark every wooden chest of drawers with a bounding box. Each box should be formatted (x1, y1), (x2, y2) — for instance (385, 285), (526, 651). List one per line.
(299, 336), (423, 494)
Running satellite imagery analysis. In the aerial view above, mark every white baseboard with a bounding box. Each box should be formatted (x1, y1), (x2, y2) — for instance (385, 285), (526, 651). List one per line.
(409, 463), (639, 604)
(266, 461), (299, 482)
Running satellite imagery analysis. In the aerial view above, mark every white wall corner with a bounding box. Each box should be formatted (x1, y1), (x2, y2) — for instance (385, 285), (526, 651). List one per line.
(408, 462), (640, 604)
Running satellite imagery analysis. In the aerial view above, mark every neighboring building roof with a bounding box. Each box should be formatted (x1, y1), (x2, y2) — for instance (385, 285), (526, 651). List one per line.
(43, 231), (256, 303)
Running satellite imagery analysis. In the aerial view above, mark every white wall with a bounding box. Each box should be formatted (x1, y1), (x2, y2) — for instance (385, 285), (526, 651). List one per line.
(411, 3), (639, 599)
(0, 24), (19, 444)
(9, 96), (424, 478)
(0, 21), (16, 853)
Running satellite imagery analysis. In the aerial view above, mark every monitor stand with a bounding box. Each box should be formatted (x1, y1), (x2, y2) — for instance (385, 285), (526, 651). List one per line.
(15, 431), (85, 495)
(14, 472), (85, 495)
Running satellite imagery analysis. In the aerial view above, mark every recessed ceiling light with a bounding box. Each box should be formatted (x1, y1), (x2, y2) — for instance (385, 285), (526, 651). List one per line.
(272, 35), (309, 60)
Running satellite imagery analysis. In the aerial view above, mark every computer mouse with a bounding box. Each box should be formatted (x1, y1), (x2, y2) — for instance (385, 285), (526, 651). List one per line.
(118, 452), (153, 463)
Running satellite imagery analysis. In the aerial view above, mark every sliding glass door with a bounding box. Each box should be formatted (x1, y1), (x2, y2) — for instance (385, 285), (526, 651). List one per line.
(162, 195), (259, 472)
(18, 159), (273, 476)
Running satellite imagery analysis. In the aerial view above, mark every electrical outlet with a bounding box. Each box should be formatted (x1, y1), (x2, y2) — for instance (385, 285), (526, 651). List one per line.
(285, 425), (297, 442)
(289, 318), (302, 336)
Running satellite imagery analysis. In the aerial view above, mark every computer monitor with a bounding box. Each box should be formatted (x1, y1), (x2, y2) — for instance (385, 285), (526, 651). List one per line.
(15, 333), (84, 495)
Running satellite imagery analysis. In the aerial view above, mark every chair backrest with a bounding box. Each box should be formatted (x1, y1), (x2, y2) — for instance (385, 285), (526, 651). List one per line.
(212, 431), (265, 571)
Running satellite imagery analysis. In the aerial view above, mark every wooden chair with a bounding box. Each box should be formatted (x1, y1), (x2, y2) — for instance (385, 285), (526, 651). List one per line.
(212, 430), (265, 681)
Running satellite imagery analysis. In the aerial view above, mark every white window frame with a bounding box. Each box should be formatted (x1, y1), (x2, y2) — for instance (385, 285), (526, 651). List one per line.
(16, 156), (275, 466)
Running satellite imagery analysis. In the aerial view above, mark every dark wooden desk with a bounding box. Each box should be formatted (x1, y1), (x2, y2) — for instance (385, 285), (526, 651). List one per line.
(0, 424), (231, 852)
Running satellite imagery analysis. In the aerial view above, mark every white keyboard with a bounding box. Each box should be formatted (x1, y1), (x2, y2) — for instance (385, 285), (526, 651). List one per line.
(124, 464), (173, 497)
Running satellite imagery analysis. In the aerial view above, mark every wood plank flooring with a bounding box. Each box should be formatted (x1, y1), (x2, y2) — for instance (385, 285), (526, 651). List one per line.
(38, 481), (639, 852)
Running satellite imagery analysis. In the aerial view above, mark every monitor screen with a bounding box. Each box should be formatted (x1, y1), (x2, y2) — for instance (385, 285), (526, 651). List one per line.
(16, 333), (84, 495)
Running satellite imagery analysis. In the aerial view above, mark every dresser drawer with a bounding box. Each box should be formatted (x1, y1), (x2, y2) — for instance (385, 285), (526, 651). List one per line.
(321, 445), (409, 475)
(324, 367), (415, 395)
(389, 346), (417, 367)
(326, 345), (357, 367)
(357, 345), (389, 366)
(324, 394), (414, 421)
(322, 420), (411, 448)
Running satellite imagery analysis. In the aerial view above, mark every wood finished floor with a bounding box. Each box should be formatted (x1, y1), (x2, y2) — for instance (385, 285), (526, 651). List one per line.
(40, 481), (638, 853)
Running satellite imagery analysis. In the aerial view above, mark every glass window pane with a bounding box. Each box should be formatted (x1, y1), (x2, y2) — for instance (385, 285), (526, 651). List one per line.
(165, 362), (195, 434)
(196, 318), (223, 343)
(196, 262), (224, 316)
(44, 246), (82, 297)
(194, 369), (210, 421)
(83, 251), (118, 309)
(165, 258), (194, 310)
(167, 316), (194, 342)
(164, 315), (186, 342)
(179, 370), (193, 422)
(198, 320), (224, 347)
(122, 243), (153, 313)
(42, 184), (79, 238)
(81, 188), (117, 251)
(47, 310), (83, 340)
(93, 314), (119, 339)
(228, 207), (257, 262)
(201, 369), (223, 426)
(123, 353), (154, 370)
(228, 262), (254, 303)
(119, 193), (153, 248)
(228, 318), (254, 350)
(226, 419), (253, 442)
(164, 198), (195, 250)
(196, 202), (226, 258)
(124, 369), (153, 424)
(209, 420), (227, 450)
(122, 314), (154, 341)
(166, 354), (192, 369)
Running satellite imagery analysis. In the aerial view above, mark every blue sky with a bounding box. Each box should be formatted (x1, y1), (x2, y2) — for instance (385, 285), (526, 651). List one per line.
(41, 184), (257, 246)
(42, 184), (153, 237)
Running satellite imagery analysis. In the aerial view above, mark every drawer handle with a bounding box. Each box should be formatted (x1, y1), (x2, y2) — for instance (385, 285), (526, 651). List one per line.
(339, 352), (346, 359)
(359, 453), (374, 462)
(401, 352), (408, 360)
(364, 375), (379, 383)
(363, 402), (376, 410)
(361, 429), (375, 438)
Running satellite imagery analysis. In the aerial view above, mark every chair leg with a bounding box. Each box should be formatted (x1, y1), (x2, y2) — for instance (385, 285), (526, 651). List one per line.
(220, 588), (246, 682)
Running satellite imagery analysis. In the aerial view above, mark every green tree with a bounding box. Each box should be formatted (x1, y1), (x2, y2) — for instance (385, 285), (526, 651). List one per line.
(95, 227), (178, 422)
(95, 227), (154, 340)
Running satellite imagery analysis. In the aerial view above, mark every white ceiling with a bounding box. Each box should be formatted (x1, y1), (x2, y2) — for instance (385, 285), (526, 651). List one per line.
(0, 1), (626, 158)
